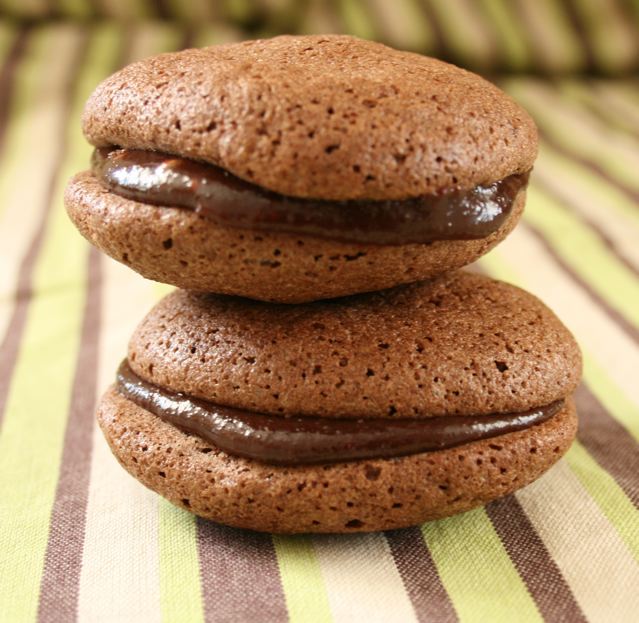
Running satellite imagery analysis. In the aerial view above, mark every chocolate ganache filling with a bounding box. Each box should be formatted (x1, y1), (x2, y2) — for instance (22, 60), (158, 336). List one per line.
(116, 360), (562, 465)
(92, 147), (529, 245)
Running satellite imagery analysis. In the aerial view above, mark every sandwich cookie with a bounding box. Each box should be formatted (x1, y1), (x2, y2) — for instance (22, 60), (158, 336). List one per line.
(97, 272), (581, 533)
(67, 35), (537, 302)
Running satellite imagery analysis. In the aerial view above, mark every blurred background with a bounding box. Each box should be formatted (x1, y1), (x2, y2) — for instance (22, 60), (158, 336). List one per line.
(1, 2), (639, 623)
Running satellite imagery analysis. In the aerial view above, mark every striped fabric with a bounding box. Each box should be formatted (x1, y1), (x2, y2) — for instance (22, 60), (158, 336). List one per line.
(0, 19), (639, 623)
(0, 0), (638, 73)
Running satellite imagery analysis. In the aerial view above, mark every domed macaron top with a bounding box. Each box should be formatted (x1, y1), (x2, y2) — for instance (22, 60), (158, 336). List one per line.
(83, 34), (538, 201)
(127, 272), (581, 419)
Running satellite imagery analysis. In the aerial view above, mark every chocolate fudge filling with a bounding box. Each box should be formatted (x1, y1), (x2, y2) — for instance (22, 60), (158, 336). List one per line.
(116, 360), (562, 465)
(92, 147), (529, 245)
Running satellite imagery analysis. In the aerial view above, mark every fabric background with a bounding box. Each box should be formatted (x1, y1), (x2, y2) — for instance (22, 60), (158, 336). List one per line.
(0, 2), (638, 622)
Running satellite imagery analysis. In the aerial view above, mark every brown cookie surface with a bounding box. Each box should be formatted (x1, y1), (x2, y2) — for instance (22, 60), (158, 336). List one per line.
(98, 388), (577, 533)
(127, 271), (581, 418)
(65, 172), (526, 302)
(82, 35), (537, 201)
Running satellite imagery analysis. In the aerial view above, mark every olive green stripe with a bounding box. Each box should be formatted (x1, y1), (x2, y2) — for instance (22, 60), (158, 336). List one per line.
(523, 185), (639, 332)
(193, 22), (244, 48)
(0, 24), (105, 622)
(422, 508), (542, 623)
(505, 80), (639, 195)
(571, 0), (638, 72)
(158, 502), (205, 623)
(524, 0), (585, 71)
(478, 0), (530, 70)
(565, 442), (639, 563)
(0, 30), (56, 222)
(0, 22), (15, 58)
(365, 0), (434, 52)
(57, 0), (93, 18)
(272, 536), (333, 623)
(428, 0), (495, 67)
(338, 0), (379, 40)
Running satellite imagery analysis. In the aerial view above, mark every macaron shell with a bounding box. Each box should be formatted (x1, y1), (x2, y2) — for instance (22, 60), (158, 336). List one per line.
(97, 387), (577, 533)
(82, 35), (537, 201)
(65, 171), (526, 302)
(124, 272), (581, 419)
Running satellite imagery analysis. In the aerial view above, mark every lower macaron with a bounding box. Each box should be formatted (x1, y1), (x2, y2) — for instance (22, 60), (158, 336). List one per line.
(98, 387), (576, 534)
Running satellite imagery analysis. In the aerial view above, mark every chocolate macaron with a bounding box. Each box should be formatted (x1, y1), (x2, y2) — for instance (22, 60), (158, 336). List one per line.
(66, 35), (537, 303)
(97, 272), (581, 533)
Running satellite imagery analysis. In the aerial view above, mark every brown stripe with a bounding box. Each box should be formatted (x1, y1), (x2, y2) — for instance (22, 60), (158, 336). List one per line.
(562, 0), (597, 72)
(36, 248), (102, 623)
(521, 220), (639, 348)
(486, 495), (587, 622)
(575, 383), (639, 508)
(385, 527), (457, 623)
(534, 175), (639, 281)
(152, 0), (172, 20)
(197, 520), (288, 622)
(0, 28), (29, 171)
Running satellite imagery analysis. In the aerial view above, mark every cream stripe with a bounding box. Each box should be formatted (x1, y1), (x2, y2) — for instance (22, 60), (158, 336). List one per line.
(78, 260), (161, 623)
(313, 533), (418, 623)
(0, 29), (78, 342)
(479, 231), (639, 416)
(594, 82), (639, 130)
(127, 22), (183, 64)
(422, 508), (541, 623)
(516, 461), (639, 622)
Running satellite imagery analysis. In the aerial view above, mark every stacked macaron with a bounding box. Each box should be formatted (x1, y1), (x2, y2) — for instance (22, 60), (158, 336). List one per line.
(66, 35), (581, 533)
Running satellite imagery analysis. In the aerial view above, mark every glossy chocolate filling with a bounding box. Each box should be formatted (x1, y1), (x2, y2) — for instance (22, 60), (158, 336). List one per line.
(116, 360), (562, 465)
(92, 147), (529, 245)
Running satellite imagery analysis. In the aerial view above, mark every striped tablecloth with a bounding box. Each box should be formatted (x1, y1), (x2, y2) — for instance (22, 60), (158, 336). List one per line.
(0, 19), (638, 623)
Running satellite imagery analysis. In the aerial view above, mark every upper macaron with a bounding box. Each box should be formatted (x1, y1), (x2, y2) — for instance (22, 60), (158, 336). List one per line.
(82, 34), (537, 201)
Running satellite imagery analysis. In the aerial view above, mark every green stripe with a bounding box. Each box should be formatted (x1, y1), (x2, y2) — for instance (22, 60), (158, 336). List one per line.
(505, 80), (639, 195)
(478, 0), (529, 70)
(0, 21), (15, 58)
(158, 501), (205, 623)
(366, 0), (434, 52)
(428, 0), (494, 67)
(523, 185), (639, 331)
(565, 442), (639, 562)
(0, 24), (119, 622)
(57, 0), (93, 18)
(272, 535), (333, 623)
(422, 508), (541, 623)
(534, 144), (639, 231)
(338, 0), (379, 40)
